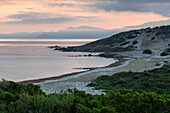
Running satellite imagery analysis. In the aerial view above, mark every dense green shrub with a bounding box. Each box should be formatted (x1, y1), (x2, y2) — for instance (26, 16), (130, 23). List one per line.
(1, 64), (170, 113)
(0, 80), (74, 113)
(105, 89), (170, 113)
(151, 37), (156, 40)
(160, 48), (170, 56)
(126, 34), (137, 39)
(0, 80), (45, 95)
(132, 40), (138, 45)
(165, 48), (170, 52)
(89, 65), (170, 94)
(1, 94), (74, 113)
(1, 80), (170, 113)
(160, 52), (169, 56)
(73, 89), (170, 113)
(143, 49), (152, 54)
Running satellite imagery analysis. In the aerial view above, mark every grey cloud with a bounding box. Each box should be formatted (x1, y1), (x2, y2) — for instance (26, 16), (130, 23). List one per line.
(1, 0), (170, 17)
(1, 12), (98, 24)
(0, 18), (73, 25)
(47, 3), (76, 7)
(125, 19), (170, 29)
(88, 0), (170, 17)
(7, 12), (52, 19)
(26, 7), (35, 10)
(4, 0), (169, 17)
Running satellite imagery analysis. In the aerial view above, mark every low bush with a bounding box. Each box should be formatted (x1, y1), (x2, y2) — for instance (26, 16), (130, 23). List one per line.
(165, 48), (170, 52)
(1, 64), (170, 113)
(142, 49), (152, 54)
(89, 64), (170, 94)
(160, 52), (169, 56)
(132, 40), (138, 45)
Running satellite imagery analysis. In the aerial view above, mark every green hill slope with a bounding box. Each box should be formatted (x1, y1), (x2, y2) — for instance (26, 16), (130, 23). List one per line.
(88, 64), (170, 94)
(54, 25), (170, 53)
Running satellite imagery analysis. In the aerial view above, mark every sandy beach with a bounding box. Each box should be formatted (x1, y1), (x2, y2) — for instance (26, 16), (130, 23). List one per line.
(18, 58), (126, 84)
(29, 51), (170, 94)
(16, 48), (170, 94)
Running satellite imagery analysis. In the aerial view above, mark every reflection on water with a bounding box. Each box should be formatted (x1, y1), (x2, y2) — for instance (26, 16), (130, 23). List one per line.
(0, 39), (115, 82)
(0, 39), (97, 47)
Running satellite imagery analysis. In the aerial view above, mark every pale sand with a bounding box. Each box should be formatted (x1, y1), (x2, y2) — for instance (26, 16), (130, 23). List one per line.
(38, 55), (170, 94)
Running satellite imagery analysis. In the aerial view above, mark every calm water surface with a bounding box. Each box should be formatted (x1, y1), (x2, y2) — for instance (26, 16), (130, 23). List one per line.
(0, 39), (116, 82)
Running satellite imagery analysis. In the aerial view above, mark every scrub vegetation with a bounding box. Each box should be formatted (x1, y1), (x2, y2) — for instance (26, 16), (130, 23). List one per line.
(1, 65), (170, 113)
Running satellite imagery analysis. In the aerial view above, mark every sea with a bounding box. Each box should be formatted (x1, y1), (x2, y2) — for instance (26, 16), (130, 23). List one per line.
(0, 39), (116, 82)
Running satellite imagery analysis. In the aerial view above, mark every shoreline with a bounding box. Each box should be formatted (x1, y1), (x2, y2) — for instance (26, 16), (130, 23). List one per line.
(18, 71), (86, 84)
(38, 56), (170, 94)
(17, 53), (170, 94)
(18, 58), (128, 84)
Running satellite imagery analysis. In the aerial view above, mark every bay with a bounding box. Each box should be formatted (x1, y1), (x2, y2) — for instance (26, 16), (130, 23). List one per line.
(0, 39), (116, 82)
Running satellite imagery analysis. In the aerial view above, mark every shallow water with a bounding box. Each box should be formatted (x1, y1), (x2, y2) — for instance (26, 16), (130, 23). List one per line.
(0, 39), (116, 82)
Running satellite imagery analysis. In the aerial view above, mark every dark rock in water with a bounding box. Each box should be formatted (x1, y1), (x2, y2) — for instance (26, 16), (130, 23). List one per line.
(88, 54), (93, 57)
(68, 54), (97, 57)
(48, 45), (63, 49)
(68, 55), (84, 57)
(48, 46), (55, 49)
(73, 67), (96, 70)
(98, 53), (125, 58)
(53, 46), (67, 51)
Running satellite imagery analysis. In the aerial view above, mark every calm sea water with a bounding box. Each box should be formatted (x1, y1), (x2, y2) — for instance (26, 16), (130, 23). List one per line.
(0, 39), (116, 82)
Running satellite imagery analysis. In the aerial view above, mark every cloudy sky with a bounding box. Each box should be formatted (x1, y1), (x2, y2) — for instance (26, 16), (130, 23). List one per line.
(0, 0), (170, 33)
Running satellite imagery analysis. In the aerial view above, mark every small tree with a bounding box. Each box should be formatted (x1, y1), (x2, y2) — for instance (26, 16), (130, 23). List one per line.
(143, 49), (152, 54)
(132, 40), (138, 45)
(160, 52), (169, 56)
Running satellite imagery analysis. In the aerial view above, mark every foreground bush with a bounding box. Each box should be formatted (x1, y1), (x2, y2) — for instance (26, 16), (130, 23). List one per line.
(73, 89), (170, 113)
(160, 48), (170, 56)
(143, 49), (152, 54)
(0, 80), (74, 113)
(1, 75), (170, 113)
(160, 52), (169, 56)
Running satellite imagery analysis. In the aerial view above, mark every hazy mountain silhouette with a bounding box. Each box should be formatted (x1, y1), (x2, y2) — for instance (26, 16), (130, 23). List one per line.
(0, 26), (116, 39)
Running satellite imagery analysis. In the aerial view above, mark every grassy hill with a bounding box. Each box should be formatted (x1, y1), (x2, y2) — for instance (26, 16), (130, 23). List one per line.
(88, 64), (170, 94)
(54, 25), (170, 53)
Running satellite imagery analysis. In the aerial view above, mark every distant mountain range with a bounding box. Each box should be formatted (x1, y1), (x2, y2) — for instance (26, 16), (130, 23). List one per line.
(0, 26), (119, 39)
(0, 32), (43, 39)
(1, 19), (169, 39)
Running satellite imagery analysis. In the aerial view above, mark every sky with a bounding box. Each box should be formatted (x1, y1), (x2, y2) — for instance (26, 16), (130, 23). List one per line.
(0, 0), (170, 33)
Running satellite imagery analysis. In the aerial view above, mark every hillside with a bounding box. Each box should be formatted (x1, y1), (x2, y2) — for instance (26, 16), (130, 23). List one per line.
(54, 25), (170, 53)
(88, 64), (170, 94)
